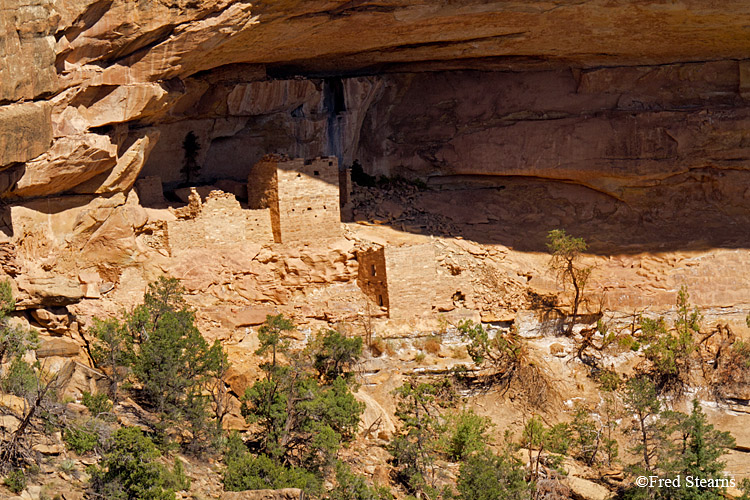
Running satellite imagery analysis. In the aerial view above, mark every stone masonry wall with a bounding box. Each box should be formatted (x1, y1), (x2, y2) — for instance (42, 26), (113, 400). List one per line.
(275, 157), (341, 244)
(356, 246), (388, 310)
(384, 244), (436, 320)
(247, 156), (281, 242)
(166, 191), (273, 254)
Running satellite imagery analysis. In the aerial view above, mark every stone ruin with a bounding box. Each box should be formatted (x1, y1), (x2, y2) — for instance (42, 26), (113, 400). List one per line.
(248, 155), (342, 244)
(165, 189), (274, 254)
(357, 243), (437, 320)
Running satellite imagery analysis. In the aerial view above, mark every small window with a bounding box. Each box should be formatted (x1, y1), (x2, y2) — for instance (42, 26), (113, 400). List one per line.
(371, 264), (376, 277)
(328, 161), (333, 166)
(297, 173), (301, 178)
(314, 170), (320, 176)
(307, 207), (312, 210)
(378, 295), (383, 307)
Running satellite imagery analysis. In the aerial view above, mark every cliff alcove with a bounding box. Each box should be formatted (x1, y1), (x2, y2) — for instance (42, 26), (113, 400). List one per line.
(4, 1), (750, 499)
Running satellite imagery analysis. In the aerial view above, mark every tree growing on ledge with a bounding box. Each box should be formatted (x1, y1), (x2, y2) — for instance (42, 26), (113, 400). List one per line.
(181, 131), (201, 185)
(546, 229), (591, 335)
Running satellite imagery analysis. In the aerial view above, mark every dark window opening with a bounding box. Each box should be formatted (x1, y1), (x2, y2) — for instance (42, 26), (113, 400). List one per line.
(328, 161), (333, 166)
(371, 265), (376, 277)
(307, 207), (312, 210)
(297, 173), (301, 177)
(378, 295), (384, 307)
(314, 170), (320, 176)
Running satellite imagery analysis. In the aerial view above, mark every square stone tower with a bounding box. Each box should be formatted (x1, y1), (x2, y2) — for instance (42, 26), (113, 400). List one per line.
(248, 155), (341, 244)
(357, 243), (436, 319)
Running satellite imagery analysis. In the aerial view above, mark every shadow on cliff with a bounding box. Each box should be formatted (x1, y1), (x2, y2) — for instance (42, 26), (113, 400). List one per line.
(349, 174), (750, 255)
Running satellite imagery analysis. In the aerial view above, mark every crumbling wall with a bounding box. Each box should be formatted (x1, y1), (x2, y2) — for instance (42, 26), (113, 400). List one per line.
(384, 244), (436, 320)
(166, 190), (273, 254)
(356, 246), (388, 309)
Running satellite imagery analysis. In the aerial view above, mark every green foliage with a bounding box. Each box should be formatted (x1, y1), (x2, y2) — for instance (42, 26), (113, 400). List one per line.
(457, 320), (522, 372)
(446, 409), (492, 461)
(596, 369), (621, 392)
(163, 458), (191, 492)
(89, 318), (132, 401)
(571, 407), (599, 465)
(457, 449), (531, 500)
(658, 401), (735, 500)
(0, 280), (39, 365)
(389, 379), (456, 497)
(545, 423), (572, 456)
(255, 314), (295, 369)
(242, 316), (364, 473)
(1, 358), (39, 398)
(329, 462), (392, 500)
(310, 329), (363, 383)
(546, 229), (591, 335)
(63, 424), (100, 455)
(88, 427), (186, 500)
(81, 391), (113, 417)
(622, 376), (663, 473)
(4, 469), (26, 494)
(223, 452), (321, 495)
(638, 286), (699, 393)
(119, 277), (226, 448)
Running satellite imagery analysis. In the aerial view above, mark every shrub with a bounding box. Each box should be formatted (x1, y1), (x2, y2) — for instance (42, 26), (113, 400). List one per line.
(457, 450), (531, 500)
(1, 358), (39, 397)
(63, 425), (100, 455)
(81, 391), (113, 417)
(0, 280), (39, 365)
(4, 469), (26, 494)
(223, 453), (321, 495)
(423, 336), (442, 355)
(446, 409), (492, 461)
(127, 277), (226, 448)
(88, 426), (187, 500)
(309, 329), (362, 382)
(329, 461), (392, 500)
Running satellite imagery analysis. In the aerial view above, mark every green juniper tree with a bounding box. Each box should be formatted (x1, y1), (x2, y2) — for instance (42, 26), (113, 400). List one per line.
(240, 321), (364, 477)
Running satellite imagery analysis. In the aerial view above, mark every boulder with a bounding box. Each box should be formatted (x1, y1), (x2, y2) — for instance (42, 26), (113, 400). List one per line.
(37, 337), (80, 358)
(55, 361), (108, 400)
(230, 306), (277, 328)
(567, 476), (614, 500)
(0, 102), (53, 168)
(30, 307), (70, 334)
(15, 276), (84, 309)
(7, 133), (118, 198)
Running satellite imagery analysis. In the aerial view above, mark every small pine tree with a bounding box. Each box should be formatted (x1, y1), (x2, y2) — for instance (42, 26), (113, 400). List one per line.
(546, 229), (591, 335)
(622, 376), (663, 473)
